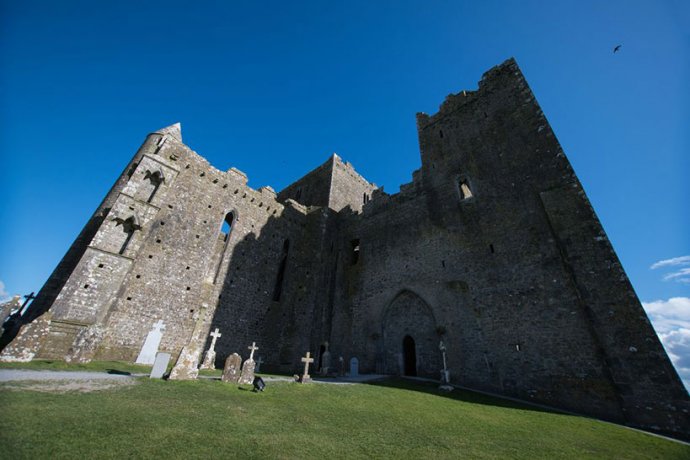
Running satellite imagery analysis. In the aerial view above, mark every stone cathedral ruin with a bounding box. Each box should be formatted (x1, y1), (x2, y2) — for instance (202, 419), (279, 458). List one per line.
(2, 59), (688, 437)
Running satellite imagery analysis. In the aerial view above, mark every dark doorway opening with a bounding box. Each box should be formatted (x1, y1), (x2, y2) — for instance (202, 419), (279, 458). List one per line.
(403, 335), (417, 376)
(318, 344), (326, 371)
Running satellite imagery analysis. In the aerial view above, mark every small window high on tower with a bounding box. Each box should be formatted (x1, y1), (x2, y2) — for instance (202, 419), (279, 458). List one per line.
(457, 178), (473, 200)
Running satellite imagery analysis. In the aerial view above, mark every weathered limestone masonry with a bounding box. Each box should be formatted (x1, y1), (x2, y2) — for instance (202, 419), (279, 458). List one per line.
(1, 58), (688, 438)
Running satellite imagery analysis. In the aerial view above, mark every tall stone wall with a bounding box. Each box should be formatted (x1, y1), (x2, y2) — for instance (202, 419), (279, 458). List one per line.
(325, 58), (688, 437)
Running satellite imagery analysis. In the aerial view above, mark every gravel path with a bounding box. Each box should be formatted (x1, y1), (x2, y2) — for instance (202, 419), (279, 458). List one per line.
(0, 369), (137, 381)
(0, 369), (139, 393)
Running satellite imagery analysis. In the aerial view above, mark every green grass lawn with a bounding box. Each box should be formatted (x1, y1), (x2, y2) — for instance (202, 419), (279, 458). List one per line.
(0, 369), (688, 459)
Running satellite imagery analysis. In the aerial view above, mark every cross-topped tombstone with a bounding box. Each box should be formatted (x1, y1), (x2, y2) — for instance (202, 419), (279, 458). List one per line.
(248, 342), (258, 361)
(201, 328), (222, 370)
(239, 342), (259, 384)
(135, 320), (165, 365)
(299, 351), (314, 383)
(438, 340), (453, 391)
(255, 356), (264, 373)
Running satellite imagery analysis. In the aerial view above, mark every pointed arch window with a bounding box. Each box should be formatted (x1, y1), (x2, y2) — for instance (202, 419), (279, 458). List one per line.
(213, 212), (235, 284)
(220, 212), (234, 242)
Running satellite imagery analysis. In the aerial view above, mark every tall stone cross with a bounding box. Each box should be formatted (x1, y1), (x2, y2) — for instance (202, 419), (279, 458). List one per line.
(247, 342), (259, 362)
(439, 340), (450, 384)
(19, 292), (36, 315)
(301, 351), (314, 380)
(209, 328), (221, 351)
(200, 327), (222, 370)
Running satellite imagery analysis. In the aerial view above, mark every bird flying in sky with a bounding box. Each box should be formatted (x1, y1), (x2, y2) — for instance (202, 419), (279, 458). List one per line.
(613, 44), (622, 53)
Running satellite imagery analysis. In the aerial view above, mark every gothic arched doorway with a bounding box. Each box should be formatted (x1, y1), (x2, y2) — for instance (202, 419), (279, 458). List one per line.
(381, 290), (440, 377)
(403, 335), (417, 376)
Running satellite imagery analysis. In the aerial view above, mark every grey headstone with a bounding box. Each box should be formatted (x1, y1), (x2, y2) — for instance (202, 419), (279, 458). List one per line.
(239, 359), (256, 385)
(350, 357), (359, 377)
(320, 342), (332, 376)
(150, 352), (171, 379)
(222, 353), (242, 383)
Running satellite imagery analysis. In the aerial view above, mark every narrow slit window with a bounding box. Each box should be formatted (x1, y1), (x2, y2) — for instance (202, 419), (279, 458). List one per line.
(458, 179), (473, 200)
(351, 239), (360, 265)
(272, 240), (290, 301)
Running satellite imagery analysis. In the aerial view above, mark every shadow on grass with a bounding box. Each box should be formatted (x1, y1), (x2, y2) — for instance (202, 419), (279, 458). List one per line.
(365, 377), (561, 416)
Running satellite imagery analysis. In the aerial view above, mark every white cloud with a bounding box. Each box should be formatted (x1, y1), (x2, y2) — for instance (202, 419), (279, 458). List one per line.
(650, 255), (690, 284)
(642, 297), (690, 391)
(651, 255), (690, 270)
(663, 268), (690, 283)
(0, 280), (11, 303)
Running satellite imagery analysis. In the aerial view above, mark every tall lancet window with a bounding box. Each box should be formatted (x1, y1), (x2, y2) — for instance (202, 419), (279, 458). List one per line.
(213, 212), (235, 284)
(220, 212), (234, 242)
(144, 170), (164, 203)
(272, 239), (290, 301)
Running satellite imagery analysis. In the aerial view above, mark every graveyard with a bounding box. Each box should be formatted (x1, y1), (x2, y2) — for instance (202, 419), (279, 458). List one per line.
(1, 359), (689, 459)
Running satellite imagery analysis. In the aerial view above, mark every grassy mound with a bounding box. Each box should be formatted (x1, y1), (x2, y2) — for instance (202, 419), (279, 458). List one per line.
(0, 368), (687, 458)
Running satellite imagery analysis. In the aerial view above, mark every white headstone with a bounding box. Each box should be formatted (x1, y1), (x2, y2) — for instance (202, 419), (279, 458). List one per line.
(135, 320), (165, 365)
(349, 357), (359, 377)
(150, 352), (171, 379)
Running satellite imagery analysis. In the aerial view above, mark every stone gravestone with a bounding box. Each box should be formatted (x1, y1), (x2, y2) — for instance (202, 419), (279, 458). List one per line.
(349, 357), (359, 377)
(135, 320), (165, 365)
(320, 342), (332, 376)
(299, 351), (314, 383)
(222, 353), (242, 383)
(201, 328), (222, 370)
(255, 356), (264, 373)
(150, 352), (171, 379)
(239, 342), (259, 385)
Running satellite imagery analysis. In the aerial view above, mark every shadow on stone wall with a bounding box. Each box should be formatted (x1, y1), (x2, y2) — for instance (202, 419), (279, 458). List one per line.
(201, 206), (329, 375)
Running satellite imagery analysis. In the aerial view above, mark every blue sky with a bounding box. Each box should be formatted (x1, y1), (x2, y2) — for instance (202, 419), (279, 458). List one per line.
(1, 1), (688, 384)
